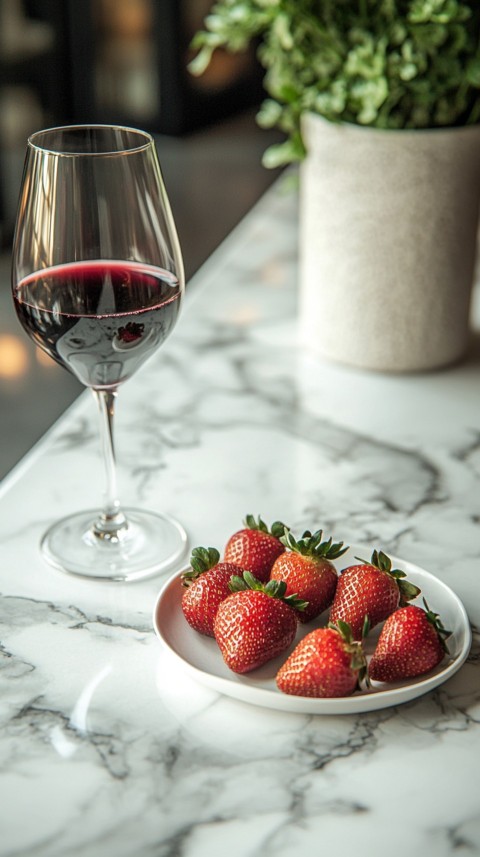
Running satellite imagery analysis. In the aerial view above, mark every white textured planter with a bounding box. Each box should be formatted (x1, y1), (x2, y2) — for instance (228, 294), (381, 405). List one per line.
(299, 114), (480, 372)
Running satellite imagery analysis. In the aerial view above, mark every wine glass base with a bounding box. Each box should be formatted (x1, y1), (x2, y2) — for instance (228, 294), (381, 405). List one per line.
(41, 508), (188, 582)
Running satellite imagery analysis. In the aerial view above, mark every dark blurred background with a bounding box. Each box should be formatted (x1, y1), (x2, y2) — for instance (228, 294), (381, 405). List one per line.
(0, 0), (284, 480)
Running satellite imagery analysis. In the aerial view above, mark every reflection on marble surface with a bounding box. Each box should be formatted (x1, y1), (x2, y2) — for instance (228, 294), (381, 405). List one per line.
(1, 175), (480, 856)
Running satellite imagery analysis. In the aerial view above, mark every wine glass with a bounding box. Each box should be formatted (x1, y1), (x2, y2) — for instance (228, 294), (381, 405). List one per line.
(11, 125), (188, 581)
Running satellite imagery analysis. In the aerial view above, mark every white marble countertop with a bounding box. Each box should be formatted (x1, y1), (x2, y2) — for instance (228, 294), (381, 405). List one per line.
(1, 173), (479, 857)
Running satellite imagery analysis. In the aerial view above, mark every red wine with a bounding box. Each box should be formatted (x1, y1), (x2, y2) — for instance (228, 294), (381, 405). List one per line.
(13, 261), (182, 389)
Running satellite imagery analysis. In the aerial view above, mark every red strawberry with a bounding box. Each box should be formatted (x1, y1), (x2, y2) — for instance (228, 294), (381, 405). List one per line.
(223, 515), (287, 582)
(369, 601), (451, 683)
(276, 622), (367, 698)
(329, 549), (421, 639)
(270, 529), (347, 622)
(181, 547), (243, 637)
(213, 571), (307, 674)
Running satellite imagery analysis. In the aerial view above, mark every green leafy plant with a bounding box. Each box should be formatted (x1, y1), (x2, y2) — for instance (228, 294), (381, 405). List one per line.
(190, 0), (480, 166)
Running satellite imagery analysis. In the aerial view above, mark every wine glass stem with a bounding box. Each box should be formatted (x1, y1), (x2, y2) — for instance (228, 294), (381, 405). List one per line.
(91, 388), (128, 541)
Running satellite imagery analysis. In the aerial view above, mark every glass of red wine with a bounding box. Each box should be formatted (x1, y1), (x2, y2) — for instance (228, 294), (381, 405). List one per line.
(11, 125), (188, 581)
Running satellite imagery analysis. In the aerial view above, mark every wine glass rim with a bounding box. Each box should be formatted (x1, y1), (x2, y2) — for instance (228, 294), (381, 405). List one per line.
(27, 124), (155, 157)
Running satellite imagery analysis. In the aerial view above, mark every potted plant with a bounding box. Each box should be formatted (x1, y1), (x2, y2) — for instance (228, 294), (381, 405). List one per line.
(190, 1), (480, 372)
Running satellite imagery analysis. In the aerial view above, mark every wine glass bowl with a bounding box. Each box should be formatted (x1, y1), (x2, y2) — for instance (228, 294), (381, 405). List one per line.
(11, 125), (188, 581)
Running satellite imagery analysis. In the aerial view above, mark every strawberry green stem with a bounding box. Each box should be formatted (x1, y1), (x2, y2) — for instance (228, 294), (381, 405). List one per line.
(229, 570), (308, 611)
(281, 528), (348, 559)
(355, 549), (421, 603)
(182, 546), (221, 586)
(244, 514), (288, 539)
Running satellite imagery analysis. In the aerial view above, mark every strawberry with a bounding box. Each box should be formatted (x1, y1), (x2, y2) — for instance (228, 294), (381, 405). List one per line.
(329, 549), (421, 639)
(368, 601), (451, 683)
(270, 529), (348, 622)
(276, 621), (367, 698)
(181, 547), (243, 637)
(213, 570), (307, 674)
(223, 515), (287, 582)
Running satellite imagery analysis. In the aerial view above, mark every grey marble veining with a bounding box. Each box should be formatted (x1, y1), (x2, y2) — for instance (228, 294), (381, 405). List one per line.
(1, 174), (480, 856)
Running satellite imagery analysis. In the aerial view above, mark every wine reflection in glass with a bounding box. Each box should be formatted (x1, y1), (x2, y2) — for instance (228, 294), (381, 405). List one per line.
(11, 125), (188, 581)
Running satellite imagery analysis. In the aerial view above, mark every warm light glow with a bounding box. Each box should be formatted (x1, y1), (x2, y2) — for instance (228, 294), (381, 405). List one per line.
(262, 261), (285, 286)
(0, 335), (29, 378)
(230, 304), (260, 326)
(35, 347), (55, 368)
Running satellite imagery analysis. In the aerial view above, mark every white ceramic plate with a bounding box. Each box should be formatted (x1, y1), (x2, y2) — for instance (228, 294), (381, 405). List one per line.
(152, 546), (472, 714)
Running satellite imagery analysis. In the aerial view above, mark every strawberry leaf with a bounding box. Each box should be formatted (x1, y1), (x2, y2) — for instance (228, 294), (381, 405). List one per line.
(244, 514), (269, 533)
(228, 570), (308, 610)
(228, 574), (250, 592)
(281, 528), (348, 560)
(271, 520), (289, 539)
(355, 550), (421, 603)
(244, 570), (266, 591)
(398, 579), (422, 603)
(284, 595), (309, 611)
(361, 615), (371, 639)
(331, 619), (353, 644)
(328, 621), (368, 687)
(375, 550), (392, 572)
(264, 579), (288, 598)
(423, 598), (452, 652)
(182, 546), (221, 586)
(243, 515), (288, 538)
